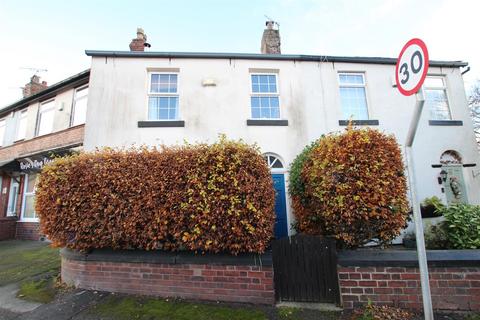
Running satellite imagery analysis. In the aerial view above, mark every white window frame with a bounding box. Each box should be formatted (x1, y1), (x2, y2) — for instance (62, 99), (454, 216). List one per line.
(35, 99), (55, 137)
(424, 75), (452, 120)
(21, 174), (39, 222)
(146, 72), (180, 121)
(70, 85), (88, 127)
(337, 72), (370, 120)
(264, 153), (285, 173)
(249, 73), (282, 119)
(15, 109), (28, 141)
(7, 179), (19, 217)
(0, 118), (6, 147)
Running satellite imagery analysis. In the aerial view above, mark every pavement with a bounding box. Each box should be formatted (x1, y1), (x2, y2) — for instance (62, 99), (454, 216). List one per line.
(0, 283), (42, 313)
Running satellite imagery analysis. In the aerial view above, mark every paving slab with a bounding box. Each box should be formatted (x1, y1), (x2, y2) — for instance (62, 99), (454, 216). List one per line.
(16, 289), (109, 320)
(0, 282), (41, 313)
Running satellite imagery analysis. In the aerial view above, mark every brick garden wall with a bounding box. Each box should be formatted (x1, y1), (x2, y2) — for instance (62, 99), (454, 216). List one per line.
(61, 249), (274, 305)
(338, 250), (480, 312)
(16, 222), (41, 240)
(0, 217), (17, 240)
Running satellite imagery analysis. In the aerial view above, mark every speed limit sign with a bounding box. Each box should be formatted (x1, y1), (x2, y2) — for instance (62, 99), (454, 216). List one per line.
(395, 38), (429, 96)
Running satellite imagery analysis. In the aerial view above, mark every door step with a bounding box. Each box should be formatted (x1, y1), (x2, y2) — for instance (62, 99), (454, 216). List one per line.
(276, 301), (342, 312)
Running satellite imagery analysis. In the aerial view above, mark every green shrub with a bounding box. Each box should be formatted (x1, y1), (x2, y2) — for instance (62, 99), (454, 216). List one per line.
(289, 127), (409, 247)
(36, 137), (275, 254)
(421, 196), (445, 210)
(439, 204), (480, 249)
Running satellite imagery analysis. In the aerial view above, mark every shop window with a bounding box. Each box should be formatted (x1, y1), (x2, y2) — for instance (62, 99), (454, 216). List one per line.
(22, 174), (38, 221)
(7, 179), (19, 216)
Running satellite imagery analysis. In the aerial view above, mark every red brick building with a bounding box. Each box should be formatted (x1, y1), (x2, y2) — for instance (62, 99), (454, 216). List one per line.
(0, 70), (89, 240)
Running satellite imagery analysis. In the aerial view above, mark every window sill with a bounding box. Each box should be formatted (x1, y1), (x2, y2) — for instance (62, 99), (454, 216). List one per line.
(19, 219), (39, 223)
(339, 120), (379, 126)
(138, 120), (185, 128)
(246, 119), (288, 126)
(428, 120), (463, 126)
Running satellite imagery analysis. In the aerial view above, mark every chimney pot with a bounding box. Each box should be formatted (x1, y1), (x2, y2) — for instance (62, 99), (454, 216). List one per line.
(261, 21), (281, 54)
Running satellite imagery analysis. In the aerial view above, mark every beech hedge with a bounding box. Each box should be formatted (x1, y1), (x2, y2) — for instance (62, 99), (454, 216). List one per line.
(290, 127), (410, 248)
(36, 138), (275, 254)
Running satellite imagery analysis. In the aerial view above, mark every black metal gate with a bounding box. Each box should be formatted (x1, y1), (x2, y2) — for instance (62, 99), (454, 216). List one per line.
(272, 235), (340, 303)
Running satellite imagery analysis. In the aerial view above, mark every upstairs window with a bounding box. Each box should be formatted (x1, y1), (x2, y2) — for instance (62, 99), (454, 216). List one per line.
(16, 109), (28, 141)
(425, 76), (451, 120)
(71, 86), (88, 126)
(250, 74), (280, 119)
(148, 73), (179, 120)
(338, 73), (369, 120)
(0, 118), (6, 147)
(36, 100), (55, 136)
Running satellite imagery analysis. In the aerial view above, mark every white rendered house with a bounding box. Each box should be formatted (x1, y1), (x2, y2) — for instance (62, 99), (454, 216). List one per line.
(83, 27), (479, 237)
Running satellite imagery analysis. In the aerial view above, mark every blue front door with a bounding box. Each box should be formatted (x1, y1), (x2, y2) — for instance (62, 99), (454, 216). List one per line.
(272, 174), (288, 238)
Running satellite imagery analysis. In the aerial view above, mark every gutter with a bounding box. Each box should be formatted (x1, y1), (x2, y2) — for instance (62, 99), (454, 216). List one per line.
(85, 50), (468, 68)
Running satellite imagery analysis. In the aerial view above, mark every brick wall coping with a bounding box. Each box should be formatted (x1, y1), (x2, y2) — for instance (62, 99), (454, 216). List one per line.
(338, 249), (480, 267)
(61, 248), (273, 267)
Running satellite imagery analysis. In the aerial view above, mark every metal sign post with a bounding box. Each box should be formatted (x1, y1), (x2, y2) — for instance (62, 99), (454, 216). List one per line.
(396, 38), (434, 320)
(404, 88), (434, 320)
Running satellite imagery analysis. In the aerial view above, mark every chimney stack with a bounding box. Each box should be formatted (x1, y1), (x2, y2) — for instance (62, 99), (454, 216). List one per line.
(261, 21), (281, 54)
(129, 28), (151, 51)
(22, 75), (48, 98)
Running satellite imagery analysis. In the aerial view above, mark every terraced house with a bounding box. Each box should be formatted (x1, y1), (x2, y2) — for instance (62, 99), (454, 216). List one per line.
(0, 23), (478, 241)
(0, 70), (89, 240)
(83, 25), (480, 238)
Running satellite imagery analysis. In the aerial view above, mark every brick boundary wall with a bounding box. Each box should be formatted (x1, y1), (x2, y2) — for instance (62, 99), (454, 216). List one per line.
(0, 217), (17, 240)
(338, 249), (480, 312)
(15, 222), (41, 240)
(61, 249), (274, 305)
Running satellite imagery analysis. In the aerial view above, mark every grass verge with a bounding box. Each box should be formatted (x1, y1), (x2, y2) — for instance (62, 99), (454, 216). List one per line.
(0, 241), (60, 286)
(91, 296), (268, 320)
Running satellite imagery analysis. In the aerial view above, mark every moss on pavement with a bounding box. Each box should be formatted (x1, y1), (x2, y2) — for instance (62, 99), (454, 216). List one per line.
(17, 277), (57, 303)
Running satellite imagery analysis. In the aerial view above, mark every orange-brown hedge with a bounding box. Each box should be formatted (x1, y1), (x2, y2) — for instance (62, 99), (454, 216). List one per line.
(290, 127), (409, 247)
(35, 138), (275, 254)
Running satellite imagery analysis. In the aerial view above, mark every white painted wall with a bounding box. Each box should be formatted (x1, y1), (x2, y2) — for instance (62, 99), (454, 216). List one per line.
(84, 56), (480, 235)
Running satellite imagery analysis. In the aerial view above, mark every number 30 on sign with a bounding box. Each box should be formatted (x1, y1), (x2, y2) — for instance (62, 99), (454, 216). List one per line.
(395, 38), (429, 96)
